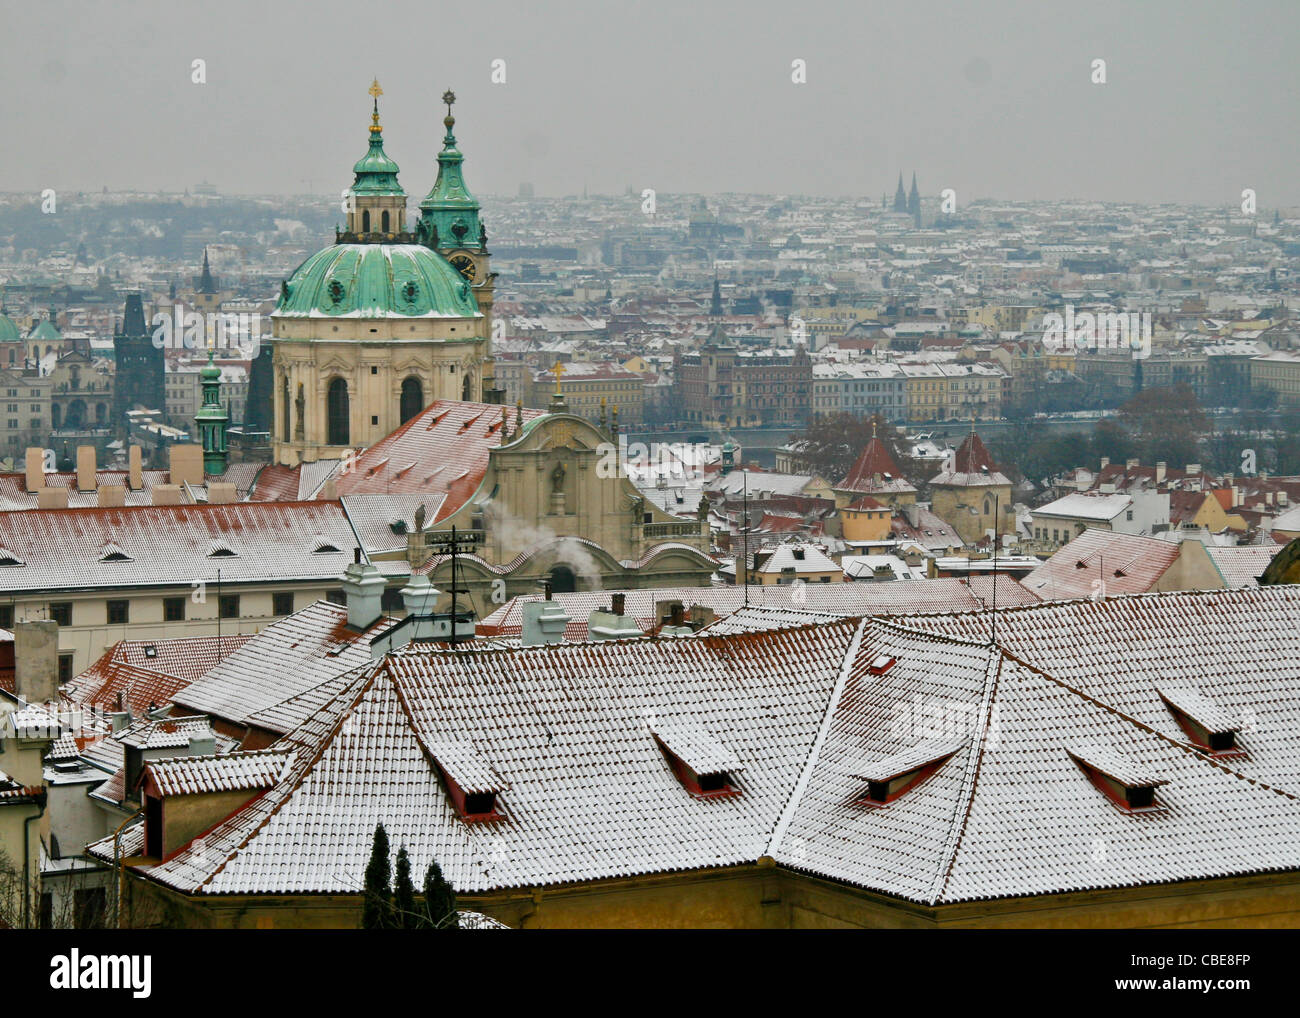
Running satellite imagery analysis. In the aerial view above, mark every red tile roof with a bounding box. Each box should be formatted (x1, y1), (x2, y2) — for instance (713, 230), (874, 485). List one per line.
(837, 437), (916, 496)
(333, 400), (548, 522)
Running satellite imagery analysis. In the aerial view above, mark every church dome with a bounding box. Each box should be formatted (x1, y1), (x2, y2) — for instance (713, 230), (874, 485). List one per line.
(274, 243), (480, 320)
(0, 313), (20, 342)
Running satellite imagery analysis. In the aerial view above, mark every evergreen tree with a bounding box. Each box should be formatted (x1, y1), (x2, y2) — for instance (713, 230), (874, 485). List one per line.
(423, 858), (460, 929)
(362, 823), (392, 929)
(393, 847), (417, 930)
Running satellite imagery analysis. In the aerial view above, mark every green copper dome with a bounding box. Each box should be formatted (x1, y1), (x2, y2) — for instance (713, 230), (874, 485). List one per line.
(29, 317), (61, 341)
(275, 244), (480, 319)
(350, 132), (404, 197)
(0, 313), (20, 343)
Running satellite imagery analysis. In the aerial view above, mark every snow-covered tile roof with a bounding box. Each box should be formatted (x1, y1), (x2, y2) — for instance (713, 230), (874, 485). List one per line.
(146, 748), (294, 797)
(649, 718), (744, 775)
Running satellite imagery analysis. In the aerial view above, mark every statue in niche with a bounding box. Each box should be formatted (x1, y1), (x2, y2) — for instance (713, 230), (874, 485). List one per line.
(696, 496), (710, 522)
(551, 460), (566, 493)
(294, 383), (305, 439)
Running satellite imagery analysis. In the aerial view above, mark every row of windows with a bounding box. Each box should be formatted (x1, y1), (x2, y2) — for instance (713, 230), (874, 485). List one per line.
(23, 591), (303, 630)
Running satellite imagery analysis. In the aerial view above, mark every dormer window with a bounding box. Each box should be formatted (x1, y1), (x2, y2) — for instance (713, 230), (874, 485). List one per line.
(98, 542), (132, 562)
(429, 741), (507, 822)
(853, 737), (964, 806)
(207, 540), (237, 558)
(1067, 744), (1168, 811)
(0, 546), (24, 567)
(312, 540), (342, 554)
(650, 719), (743, 799)
(1157, 684), (1241, 754)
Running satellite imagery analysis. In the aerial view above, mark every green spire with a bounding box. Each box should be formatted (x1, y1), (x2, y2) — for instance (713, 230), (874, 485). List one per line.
(349, 78), (404, 198)
(195, 350), (229, 475)
(417, 89), (482, 250)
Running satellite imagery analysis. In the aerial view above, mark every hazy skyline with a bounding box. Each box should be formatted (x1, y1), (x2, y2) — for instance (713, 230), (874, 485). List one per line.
(3, 0), (1298, 206)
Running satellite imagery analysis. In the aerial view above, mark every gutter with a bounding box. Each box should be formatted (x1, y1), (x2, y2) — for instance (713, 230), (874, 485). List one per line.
(21, 788), (48, 929)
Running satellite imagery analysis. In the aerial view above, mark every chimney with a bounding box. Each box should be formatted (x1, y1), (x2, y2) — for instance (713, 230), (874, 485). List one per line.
(521, 599), (571, 646)
(1126, 458), (1139, 470)
(340, 560), (386, 630)
(1185, 463), (1200, 477)
(37, 487), (69, 509)
(110, 710), (132, 734)
(24, 447), (44, 493)
(207, 482), (236, 504)
(152, 484), (182, 506)
(187, 730), (217, 757)
(400, 574), (441, 617)
(1099, 456), (1109, 470)
(128, 445), (143, 490)
(1279, 491), (1289, 507)
(97, 484), (125, 508)
(318, 477), (338, 500)
(15, 619), (59, 704)
(689, 604), (716, 631)
(1155, 462), (1166, 484)
(611, 592), (626, 616)
(76, 445), (96, 492)
(168, 443), (204, 487)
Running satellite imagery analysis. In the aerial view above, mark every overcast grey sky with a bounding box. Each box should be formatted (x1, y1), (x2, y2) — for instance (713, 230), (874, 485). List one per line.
(3, 0), (1297, 205)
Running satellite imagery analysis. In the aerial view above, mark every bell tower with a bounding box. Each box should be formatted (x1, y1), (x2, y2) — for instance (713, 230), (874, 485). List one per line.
(416, 89), (501, 402)
(340, 79), (411, 242)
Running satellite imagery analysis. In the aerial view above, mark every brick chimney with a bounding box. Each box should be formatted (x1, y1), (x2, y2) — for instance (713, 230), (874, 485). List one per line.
(97, 485), (126, 508)
(36, 488), (68, 509)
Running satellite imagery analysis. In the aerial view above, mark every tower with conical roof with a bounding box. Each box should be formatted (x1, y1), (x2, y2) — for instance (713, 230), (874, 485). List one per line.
(832, 419), (917, 509)
(193, 248), (221, 314)
(710, 278), (723, 318)
(928, 426), (1012, 546)
(341, 80), (410, 242)
(893, 172), (907, 213)
(195, 350), (229, 475)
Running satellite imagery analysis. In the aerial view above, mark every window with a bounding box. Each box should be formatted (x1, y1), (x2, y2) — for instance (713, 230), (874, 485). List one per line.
(219, 594), (240, 619)
(0, 605), (10, 628)
(273, 592), (294, 616)
(58, 654), (74, 684)
(400, 376), (423, 424)
(326, 378), (349, 446)
(50, 602), (72, 627)
(163, 597), (186, 622)
(107, 600), (129, 625)
(1067, 745), (1167, 812)
(325, 589), (345, 605)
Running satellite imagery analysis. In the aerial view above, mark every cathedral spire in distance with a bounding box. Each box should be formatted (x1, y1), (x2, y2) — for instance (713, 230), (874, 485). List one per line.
(908, 171), (921, 220)
(893, 172), (907, 213)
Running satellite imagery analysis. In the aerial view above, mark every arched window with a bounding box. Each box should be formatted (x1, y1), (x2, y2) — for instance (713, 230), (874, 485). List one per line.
(51, 404), (61, 429)
(96, 403), (107, 425)
(400, 376), (423, 424)
(6, 350), (12, 366)
(362, 210), (370, 233)
(983, 495), (992, 516)
(327, 377), (349, 446)
(281, 377), (291, 441)
(462, 372), (472, 401)
(381, 210), (390, 233)
(549, 564), (577, 593)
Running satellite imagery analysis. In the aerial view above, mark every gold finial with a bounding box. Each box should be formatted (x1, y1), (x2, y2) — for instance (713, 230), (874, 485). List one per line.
(442, 88), (456, 131)
(551, 360), (566, 396)
(369, 78), (383, 133)
(871, 417), (878, 440)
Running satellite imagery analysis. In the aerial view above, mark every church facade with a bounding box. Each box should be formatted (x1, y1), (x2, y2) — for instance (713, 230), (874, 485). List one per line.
(270, 84), (501, 467)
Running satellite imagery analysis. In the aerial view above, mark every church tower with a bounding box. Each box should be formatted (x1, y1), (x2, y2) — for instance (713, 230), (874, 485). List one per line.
(908, 172), (921, 222)
(112, 293), (165, 428)
(269, 83), (499, 467)
(893, 172), (907, 213)
(195, 349), (229, 474)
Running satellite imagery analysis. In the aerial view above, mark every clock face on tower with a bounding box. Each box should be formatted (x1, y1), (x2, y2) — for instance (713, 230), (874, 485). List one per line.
(448, 254), (476, 282)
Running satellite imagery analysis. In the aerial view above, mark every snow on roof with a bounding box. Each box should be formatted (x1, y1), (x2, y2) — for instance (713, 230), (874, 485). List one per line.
(173, 601), (396, 733)
(1023, 529), (1180, 599)
(852, 736), (968, 783)
(649, 718), (745, 775)
(0, 501), (358, 593)
(1066, 744), (1168, 788)
(1205, 545), (1277, 587)
(1032, 492), (1131, 521)
(146, 748), (294, 797)
(1156, 683), (1240, 736)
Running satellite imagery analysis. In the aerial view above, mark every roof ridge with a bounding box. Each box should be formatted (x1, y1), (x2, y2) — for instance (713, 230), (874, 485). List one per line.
(1000, 646), (1300, 801)
(925, 647), (1004, 906)
(764, 618), (867, 860)
(190, 661), (383, 893)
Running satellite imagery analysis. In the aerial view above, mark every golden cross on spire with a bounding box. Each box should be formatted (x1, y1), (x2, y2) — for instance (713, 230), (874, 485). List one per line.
(369, 78), (383, 132)
(551, 360), (566, 396)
